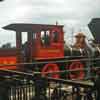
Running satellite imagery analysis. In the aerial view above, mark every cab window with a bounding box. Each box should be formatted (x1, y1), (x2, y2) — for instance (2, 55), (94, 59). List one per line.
(33, 33), (36, 39)
(22, 32), (28, 45)
(53, 31), (59, 42)
(41, 31), (50, 47)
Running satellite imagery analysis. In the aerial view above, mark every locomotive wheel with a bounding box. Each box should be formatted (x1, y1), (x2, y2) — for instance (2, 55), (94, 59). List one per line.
(42, 63), (60, 78)
(68, 61), (85, 80)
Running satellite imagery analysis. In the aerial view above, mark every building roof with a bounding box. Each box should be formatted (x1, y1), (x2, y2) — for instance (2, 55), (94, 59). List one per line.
(88, 18), (100, 43)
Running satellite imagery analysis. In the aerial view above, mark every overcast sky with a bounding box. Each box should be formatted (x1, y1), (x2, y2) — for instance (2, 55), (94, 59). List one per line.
(0, 0), (100, 46)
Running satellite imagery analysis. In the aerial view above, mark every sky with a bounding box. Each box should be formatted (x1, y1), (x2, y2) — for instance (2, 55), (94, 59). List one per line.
(0, 0), (100, 46)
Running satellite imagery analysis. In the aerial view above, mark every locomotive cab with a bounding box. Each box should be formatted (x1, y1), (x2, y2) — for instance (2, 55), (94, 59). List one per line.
(3, 23), (64, 64)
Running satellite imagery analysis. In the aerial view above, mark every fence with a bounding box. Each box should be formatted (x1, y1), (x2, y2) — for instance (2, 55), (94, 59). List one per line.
(0, 57), (99, 100)
(0, 71), (97, 100)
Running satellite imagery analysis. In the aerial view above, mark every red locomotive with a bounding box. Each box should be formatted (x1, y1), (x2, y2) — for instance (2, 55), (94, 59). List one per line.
(0, 22), (100, 79)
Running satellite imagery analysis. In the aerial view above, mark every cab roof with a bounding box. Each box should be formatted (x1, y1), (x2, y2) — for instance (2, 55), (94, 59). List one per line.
(3, 23), (63, 32)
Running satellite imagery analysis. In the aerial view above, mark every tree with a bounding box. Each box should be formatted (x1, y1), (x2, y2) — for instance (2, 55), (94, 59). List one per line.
(2, 43), (11, 48)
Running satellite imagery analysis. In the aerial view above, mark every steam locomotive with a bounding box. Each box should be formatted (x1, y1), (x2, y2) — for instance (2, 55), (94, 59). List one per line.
(0, 18), (100, 79)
